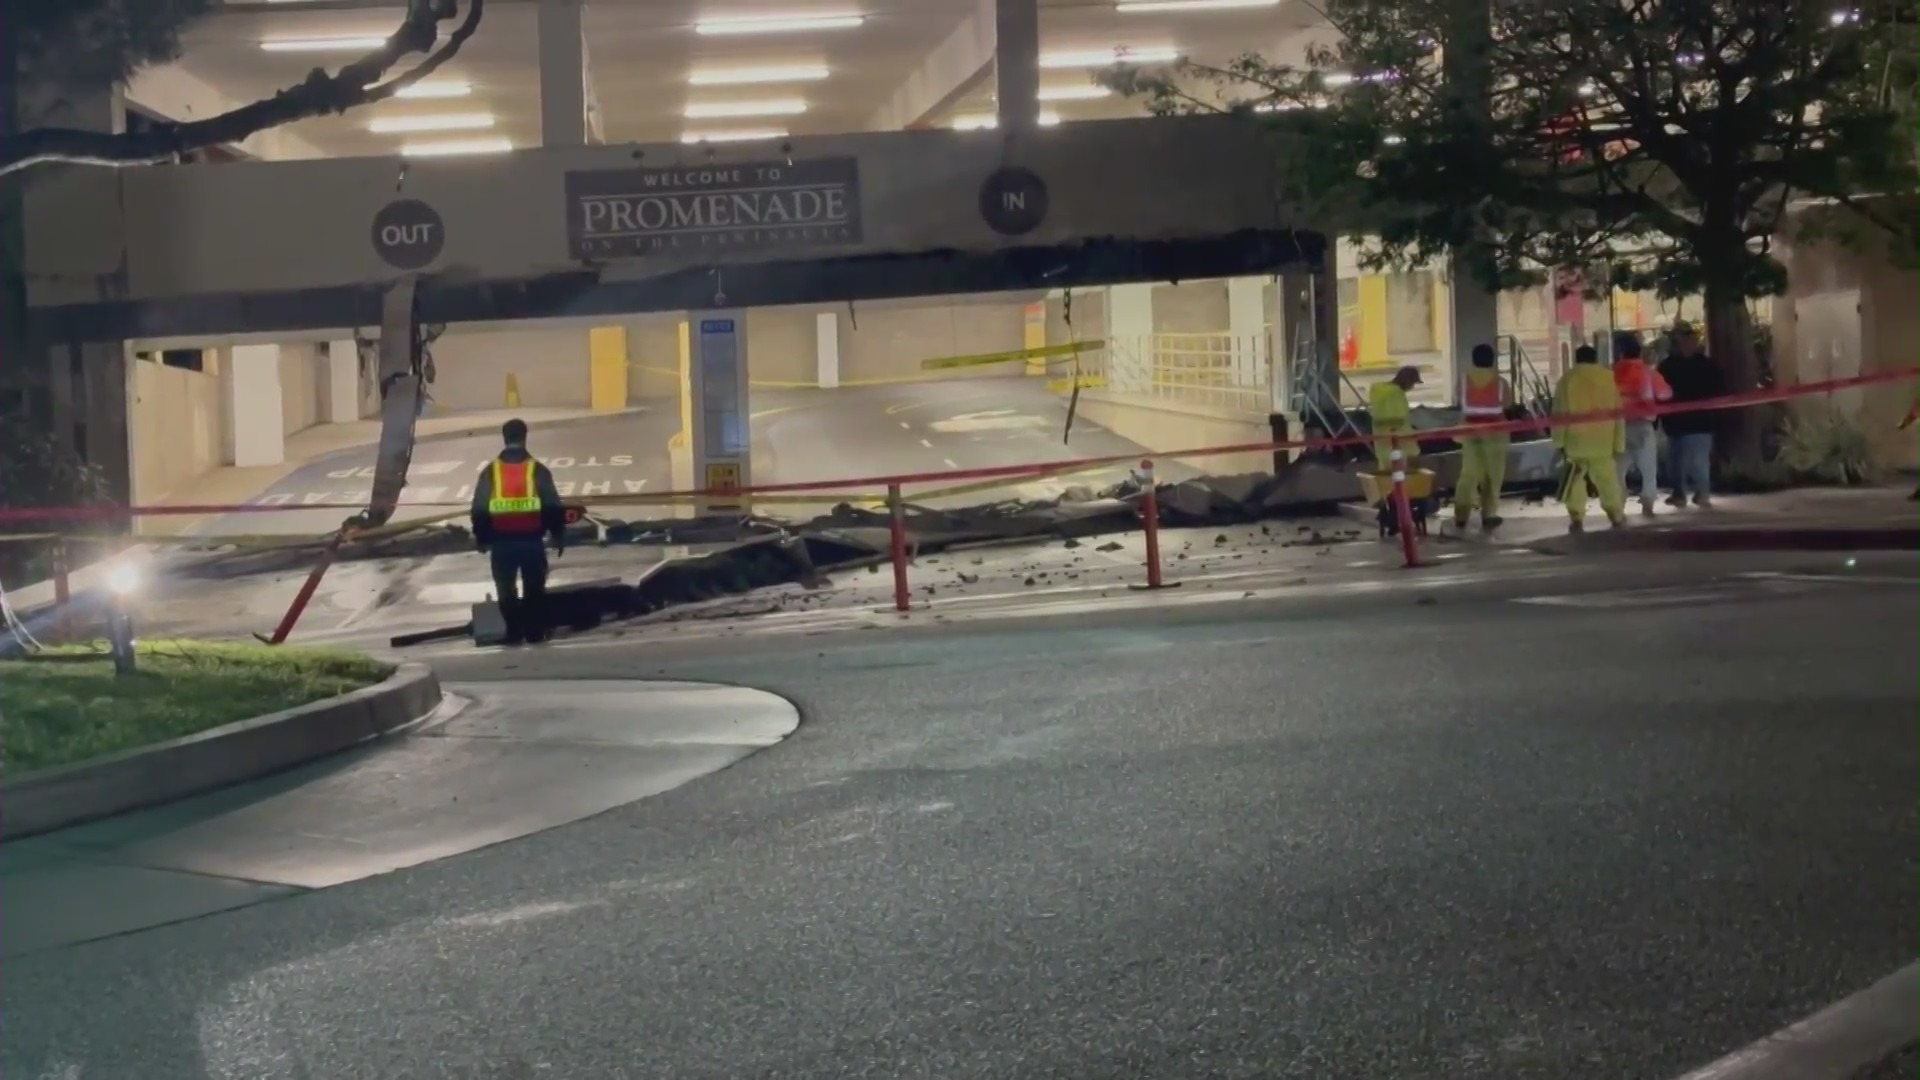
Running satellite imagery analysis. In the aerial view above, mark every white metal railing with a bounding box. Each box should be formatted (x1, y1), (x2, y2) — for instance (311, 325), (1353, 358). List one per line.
(1100, 333), (1273, 416)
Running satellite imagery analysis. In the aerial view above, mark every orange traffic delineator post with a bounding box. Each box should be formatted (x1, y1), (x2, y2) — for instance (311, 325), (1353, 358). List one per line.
(258, 528), (349, 645)
(1389, 447), (1422, 569)
(887, 482), (911, 613)
(1130, 459), (1179, 592)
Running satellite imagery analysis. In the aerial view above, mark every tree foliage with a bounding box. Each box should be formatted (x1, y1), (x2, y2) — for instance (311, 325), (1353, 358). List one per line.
(1105, 0), (1918, 410)
(1, 0), (485, 175)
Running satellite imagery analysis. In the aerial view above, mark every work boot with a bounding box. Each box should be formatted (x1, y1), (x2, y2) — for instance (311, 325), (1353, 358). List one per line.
(1665, 493), (1687, 508)
(1608, 512), (1629, 528)
(1568, 518), (1585, 534)
(1692, 493), (1713, 508)
(1641, 498), (1657, 517)
(1482, 515), (1504, 531)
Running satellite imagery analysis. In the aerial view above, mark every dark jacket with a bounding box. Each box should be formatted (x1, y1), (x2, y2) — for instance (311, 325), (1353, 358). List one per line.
(470, 447), (567, 547)
(1656, 351), (1725, 437)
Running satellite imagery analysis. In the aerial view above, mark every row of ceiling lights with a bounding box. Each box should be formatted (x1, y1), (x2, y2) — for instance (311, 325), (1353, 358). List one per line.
(255, 1), (1264, 154)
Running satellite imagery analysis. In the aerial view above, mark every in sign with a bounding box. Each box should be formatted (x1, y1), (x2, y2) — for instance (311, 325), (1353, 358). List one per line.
(371, 199), (446, 270)
(978, 166), (1049, 237)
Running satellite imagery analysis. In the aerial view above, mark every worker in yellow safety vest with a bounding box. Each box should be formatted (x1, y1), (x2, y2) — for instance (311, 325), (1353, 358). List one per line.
(1453, 343), (1514, 531)
(1552, 345), (1628, 532)
(1368, 365), (1425, 472)
(469, 418), (567, 644)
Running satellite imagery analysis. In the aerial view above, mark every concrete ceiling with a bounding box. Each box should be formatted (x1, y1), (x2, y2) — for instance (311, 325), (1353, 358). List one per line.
(159, 0), (1333, 160)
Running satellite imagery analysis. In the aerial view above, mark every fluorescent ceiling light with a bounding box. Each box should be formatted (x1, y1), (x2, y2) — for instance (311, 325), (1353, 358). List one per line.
(680, 129), (789, 144)
(1039, 47), (1179, 68)
(260, 35), (388, 52)
(695, 13), (863, 36)
(689, 65), (831, 86)
(395, 80), (473, 99)
(951, 111), (1063, 130)
(1117, 0), (1278, 11)
(401, 137), (513, 157)
(1038, 85), (1112, 101)
(369, 112), (495, 134)
(684, 99), (809, 119)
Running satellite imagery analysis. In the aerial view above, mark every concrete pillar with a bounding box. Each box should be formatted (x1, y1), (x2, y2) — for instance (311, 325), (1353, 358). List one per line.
(687, 312), (751, 506)
(1106, 283), (1154, 393)
(1226, 276), (1266, 389)
(537, 0), (588, 147)
(994, 0), (1040, 133)
(226, 344), (286, 467)
(324, 340), (360, 423)
(1446, 272), (1499, 402)
(1271, 248), (1340, 420)
(815, 311), (841, 389)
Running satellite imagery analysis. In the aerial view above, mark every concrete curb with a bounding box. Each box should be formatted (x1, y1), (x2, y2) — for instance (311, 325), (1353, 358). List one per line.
(1528, 526), (1920, 556)
(1671, 962), (1918, 1080)
(0, 662), (443, 841)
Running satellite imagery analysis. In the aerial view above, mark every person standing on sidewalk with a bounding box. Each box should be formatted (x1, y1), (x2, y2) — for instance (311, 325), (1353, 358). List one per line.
(1453, 343), (1513, 531)
(1611, 334), (1672, 516)
(470, 418), (567, 645)
(1552, 345), (1628, 532)
(1657, 323), (1724, 508)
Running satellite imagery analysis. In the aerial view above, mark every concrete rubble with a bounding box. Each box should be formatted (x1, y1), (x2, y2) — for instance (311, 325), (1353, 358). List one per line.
(137, 449), (1546, 647)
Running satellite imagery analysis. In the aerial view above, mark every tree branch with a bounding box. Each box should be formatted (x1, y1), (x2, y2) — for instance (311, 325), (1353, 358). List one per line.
(0, 0), (483, 177)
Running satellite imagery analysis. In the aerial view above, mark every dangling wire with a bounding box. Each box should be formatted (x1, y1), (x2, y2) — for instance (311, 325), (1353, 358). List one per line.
(1061, 287), (1081, 444)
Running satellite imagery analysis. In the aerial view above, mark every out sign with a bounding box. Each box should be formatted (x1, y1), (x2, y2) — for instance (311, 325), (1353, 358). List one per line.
(978, 166), (1049, 236)
(371, 199), (446, 270)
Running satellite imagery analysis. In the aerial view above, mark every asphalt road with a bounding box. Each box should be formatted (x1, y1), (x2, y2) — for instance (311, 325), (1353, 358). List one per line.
(201, 377), (1162, 536)
(5, 552), (1915, 1079)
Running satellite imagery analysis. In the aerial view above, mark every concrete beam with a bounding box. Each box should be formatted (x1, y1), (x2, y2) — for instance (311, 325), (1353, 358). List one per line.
(866, 0), (997, 131)
(538, 0), (588, 146)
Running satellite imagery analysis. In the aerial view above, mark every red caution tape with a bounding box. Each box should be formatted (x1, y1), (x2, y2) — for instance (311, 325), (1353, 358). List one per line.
(2, 366), (1914, 527)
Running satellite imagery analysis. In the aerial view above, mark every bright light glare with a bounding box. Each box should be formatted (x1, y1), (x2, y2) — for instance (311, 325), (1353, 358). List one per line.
(106, 564), (141, 596)
(683, 99), (809, 119)
(259, 36), (388, 52)
(395, 81), (473, 99)
(951, 111), (1063, 130)
(1830, 9), (1859, 24)
(680, 129), (789, 144)
(1039, 47), (1179, 69)
(695, 14), (864, 36)
(1382, 134), (1405, 145)
(1038, 85), (1112, 101)
(1117, 0), (1277, 10)
(368, 113), (495, 134)
(689, 65), (831, 86)
(400, 137), (514, 157)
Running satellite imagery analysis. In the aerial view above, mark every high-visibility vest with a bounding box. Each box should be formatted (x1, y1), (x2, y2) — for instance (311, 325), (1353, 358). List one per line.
(487, 457), (544, 534)
(1368, 382), (1410, 427)
(1460, 369), (1506, 424)
(1613, 359), (1670, 419)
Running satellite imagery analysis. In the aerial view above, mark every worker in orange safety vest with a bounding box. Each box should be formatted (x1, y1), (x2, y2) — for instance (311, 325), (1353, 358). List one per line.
(1610, 333), (1673, 516)
(469, 418), (567, 645)
(1453, 342), (1514, 531)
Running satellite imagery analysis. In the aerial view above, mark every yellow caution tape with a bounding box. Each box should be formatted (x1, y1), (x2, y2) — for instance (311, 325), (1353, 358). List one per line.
(1045, 374), (1107, 393)
(918, 340), (1106, 372)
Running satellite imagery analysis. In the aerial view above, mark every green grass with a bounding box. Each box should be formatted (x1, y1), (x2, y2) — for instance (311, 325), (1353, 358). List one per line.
(0, 640), (392, 776)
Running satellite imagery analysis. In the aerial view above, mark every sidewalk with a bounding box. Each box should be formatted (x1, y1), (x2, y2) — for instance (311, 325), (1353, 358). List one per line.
(0, 678), (797, 957)
(1475, 485), (1918, 553)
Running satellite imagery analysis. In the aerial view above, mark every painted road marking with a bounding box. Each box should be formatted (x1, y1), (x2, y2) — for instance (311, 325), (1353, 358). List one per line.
(929, 410), (1049, 434)
(919, 438), (934, 448)
(324, 455), (640, 480)
(899, 421), (911, 429)
(1512, 577), (1830, 609)
(943, 458), (959, 469)
(251, 477), (656, 507)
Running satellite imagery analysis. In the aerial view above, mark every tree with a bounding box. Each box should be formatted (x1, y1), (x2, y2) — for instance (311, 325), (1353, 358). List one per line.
(3, 0), (485, 175)
(1107, 0), (1918, 459)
